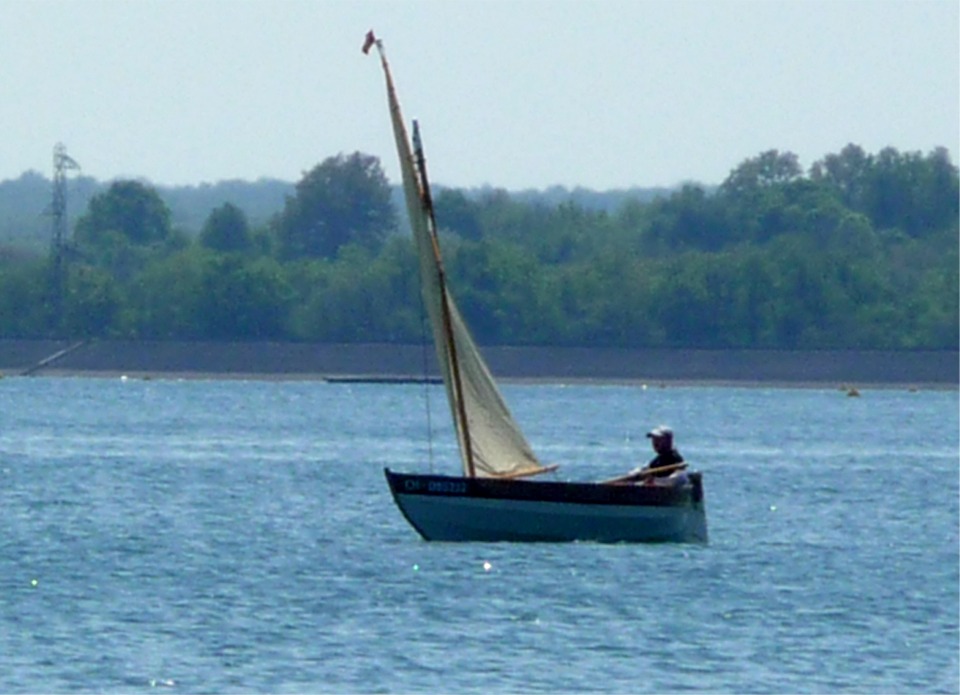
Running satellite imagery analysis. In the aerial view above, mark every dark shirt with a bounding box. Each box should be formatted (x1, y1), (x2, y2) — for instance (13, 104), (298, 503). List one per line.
(644, 448), (684, 477)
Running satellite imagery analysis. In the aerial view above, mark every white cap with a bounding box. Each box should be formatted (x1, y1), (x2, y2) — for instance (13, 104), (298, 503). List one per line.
(646, 425), (673, 439)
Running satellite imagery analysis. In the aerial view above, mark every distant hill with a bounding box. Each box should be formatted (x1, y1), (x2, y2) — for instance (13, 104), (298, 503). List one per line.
(0, 171), (675, 253)
(0, 172), (295, 252)
(456, 183), (681, 212)
(157, 178), (294, 233)
(0, 171), (101, 251)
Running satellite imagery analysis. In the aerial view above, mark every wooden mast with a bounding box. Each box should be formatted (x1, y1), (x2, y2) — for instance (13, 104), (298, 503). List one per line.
(412, 122), (477, 479)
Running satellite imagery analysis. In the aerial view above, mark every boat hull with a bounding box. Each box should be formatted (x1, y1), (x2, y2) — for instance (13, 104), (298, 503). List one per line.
(384, 468), (707, 543)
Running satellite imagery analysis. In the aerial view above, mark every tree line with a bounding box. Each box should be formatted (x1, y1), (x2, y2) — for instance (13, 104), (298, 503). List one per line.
(0, 145), (956, 350)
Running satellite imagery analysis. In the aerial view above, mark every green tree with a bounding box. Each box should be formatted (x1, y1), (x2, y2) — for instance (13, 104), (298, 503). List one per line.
(721, 150), (802, 196)
(810, 143), (872, 210)
(199, 202), (253, 252)
(71, 180), (176, 285)
(0, 259), (48, 337)
(193, 255), (292, 338)
(435, 189), (482, 240)
(75, 180), (172, 247)
(62, 265), (124, 337)
(643, 185), (731, 252)
(445, 238), (551, 344)
(717, 151), (805, 244)
(128, 248), (294, 340)
(863, 147), (959, 237)
(287, 242), (419, 343)
(274, 152), (395, 260)
(128, 248), (205, 338)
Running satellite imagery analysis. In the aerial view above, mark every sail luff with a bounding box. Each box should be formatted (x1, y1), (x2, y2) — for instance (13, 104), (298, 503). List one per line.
(374, 43), (472, 475)
(372, 37), (547, 479)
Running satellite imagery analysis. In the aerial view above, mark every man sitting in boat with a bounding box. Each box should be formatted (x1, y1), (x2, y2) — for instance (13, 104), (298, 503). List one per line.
(622, 425), (688, 486)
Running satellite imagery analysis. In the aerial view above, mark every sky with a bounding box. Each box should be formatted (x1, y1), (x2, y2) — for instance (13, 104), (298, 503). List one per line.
(1, 0), (957, 191)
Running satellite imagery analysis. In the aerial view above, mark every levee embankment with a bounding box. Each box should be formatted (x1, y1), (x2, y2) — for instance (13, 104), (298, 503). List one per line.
(0, 339), (955, 388)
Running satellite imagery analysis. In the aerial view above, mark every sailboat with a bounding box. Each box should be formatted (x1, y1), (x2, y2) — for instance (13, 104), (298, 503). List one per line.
(367, 33), (707, 543)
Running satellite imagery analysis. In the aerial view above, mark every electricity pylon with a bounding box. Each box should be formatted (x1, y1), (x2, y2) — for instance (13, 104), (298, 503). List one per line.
(50, 143), (80, 334)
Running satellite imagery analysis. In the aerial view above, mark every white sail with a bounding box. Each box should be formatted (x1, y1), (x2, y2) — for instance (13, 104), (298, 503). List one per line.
(372, 40), (544, 479)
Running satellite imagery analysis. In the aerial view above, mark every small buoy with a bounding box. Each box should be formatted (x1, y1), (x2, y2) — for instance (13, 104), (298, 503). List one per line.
(30, 579), (38, 587)
(483, 561), (492, 572)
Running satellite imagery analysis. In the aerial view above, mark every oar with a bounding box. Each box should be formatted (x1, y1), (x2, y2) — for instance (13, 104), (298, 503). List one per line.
(601, 462), (688, 485)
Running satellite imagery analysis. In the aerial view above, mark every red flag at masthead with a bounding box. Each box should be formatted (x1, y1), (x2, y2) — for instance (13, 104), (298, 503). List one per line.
(362, 30), (377, 55)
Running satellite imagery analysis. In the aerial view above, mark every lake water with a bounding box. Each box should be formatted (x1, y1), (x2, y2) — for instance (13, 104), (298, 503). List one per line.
(0, 376), (957, 693)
